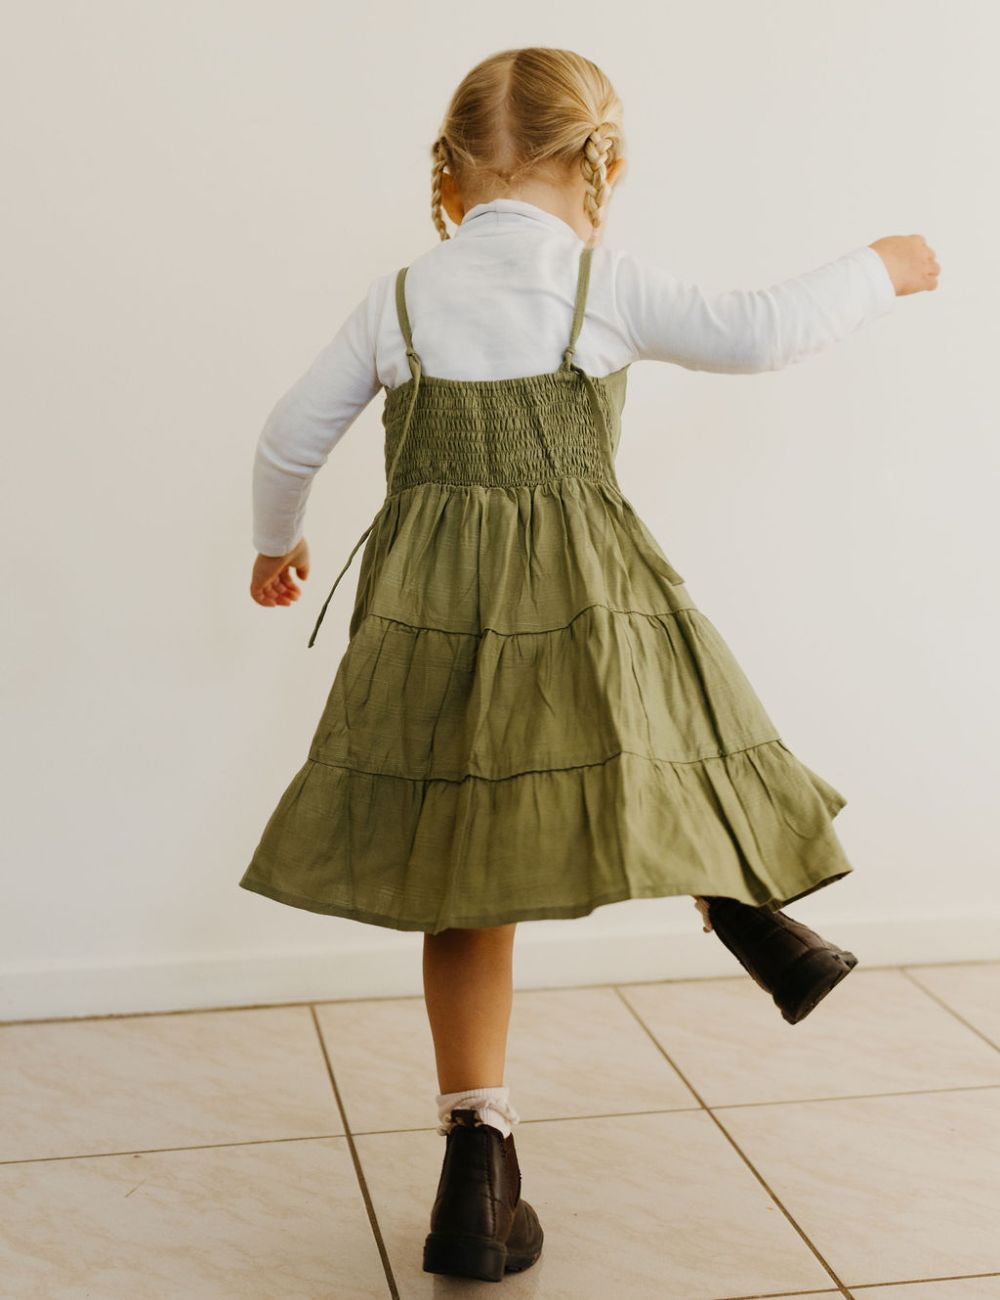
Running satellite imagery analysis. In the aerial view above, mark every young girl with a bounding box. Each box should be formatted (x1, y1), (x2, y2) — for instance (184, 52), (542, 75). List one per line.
(241, 47), (939, 1282)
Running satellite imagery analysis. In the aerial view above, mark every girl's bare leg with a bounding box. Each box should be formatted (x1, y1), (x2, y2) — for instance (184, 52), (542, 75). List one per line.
(422, 923), (517, 1091)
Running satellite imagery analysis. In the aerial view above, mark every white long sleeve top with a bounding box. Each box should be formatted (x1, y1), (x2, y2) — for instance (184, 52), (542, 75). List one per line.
(252, 197), (896, 556)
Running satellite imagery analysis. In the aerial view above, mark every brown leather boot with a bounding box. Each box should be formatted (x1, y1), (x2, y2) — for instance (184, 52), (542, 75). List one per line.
(422, 1108), (544, 1281)
(698, 895), (859, 1025)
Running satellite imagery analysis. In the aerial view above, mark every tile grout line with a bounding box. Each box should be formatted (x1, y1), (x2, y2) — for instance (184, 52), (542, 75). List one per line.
(710, 1289), (846, 1299)
(612, 985), (856, 1300)
(899, 967), (1000, 1055)
(700, 1287), (844, 1298)
(849, 1270), (1000, 1291)
(5, 1078), (1000, 1167)
(732, 1275), (1000, 1298)
(4, 958), (998, 1029)
(0, 1134), (353, 1168)
(307, 1004), (400, 1300)
(681, 1081), (1000, 1112)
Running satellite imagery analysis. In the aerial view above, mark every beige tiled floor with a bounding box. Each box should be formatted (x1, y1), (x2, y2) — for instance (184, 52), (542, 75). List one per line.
(1, 963), (999, 1299)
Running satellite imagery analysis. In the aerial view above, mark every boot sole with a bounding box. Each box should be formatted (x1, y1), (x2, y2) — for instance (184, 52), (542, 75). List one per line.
(423, 1196), (546, 1279)
(423, 1230), (508, 1282)
(773, 946), (858, 1025)
(422, 1229), (544, 1281)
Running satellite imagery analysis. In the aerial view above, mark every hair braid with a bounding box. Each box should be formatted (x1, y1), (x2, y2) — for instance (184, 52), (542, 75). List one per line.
(580, 125), (614, 237)
(430, 137), (451, 241)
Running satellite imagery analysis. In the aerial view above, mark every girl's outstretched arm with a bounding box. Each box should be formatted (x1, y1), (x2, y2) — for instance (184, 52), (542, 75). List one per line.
(613, 235), (938, 373)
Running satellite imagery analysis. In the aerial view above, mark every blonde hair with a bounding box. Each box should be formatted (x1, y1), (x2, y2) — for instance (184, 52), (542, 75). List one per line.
(430, 48), (625, 246)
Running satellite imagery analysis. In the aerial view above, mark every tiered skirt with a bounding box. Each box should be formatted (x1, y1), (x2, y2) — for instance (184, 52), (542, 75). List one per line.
(239, 461), (853, 934)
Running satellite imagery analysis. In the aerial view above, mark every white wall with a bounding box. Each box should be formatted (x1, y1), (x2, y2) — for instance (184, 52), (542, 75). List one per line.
(3, 0), (997, 1022)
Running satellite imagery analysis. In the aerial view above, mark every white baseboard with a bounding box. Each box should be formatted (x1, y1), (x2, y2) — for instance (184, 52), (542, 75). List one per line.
(2, 911), (998, 1024)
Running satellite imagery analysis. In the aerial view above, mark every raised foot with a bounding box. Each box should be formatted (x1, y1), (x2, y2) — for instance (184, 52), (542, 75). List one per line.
(774, 946), (859, 1025)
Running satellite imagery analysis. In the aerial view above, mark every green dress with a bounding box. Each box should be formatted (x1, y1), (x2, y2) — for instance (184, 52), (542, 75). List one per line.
(239, 243), (853, 934)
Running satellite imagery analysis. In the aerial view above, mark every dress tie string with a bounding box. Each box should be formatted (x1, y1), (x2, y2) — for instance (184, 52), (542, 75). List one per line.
(306, 346), (423, 649)
(306, 512), (379, 649)
(562, 342), (613, 458)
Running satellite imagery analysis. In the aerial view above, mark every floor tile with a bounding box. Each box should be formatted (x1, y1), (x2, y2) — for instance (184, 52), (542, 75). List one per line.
(0, 1007), (342, 1162)
(354, 1110), (837, 1298)
(0, 1138), (388, 1299)
(905, 962), (1000, 1049)
(715, 1087), (1000, 1286)
(7, 973), (999, 1298)
(617, 969), (1000, 1107)
(316, 986), (699, 1135)
(313, 995), (436, 1136)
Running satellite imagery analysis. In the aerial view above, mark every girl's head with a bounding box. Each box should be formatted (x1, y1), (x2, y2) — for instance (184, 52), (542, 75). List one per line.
(431, 48), (627, 247)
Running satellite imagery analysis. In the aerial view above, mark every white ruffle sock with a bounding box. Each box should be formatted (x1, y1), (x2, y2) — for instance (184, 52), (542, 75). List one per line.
(435, 1085), (521, 1138)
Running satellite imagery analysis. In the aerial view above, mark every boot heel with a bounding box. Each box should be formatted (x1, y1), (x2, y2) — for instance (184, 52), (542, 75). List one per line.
(772, 945), (857, 1025)
(423, 1230), (506, 1282)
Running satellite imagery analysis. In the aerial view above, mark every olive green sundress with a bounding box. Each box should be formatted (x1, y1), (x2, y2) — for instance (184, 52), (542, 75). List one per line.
(239, 242), (854, 935)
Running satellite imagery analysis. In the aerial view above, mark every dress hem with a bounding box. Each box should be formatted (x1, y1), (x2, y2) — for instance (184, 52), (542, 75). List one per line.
(237, 863), (853, 936)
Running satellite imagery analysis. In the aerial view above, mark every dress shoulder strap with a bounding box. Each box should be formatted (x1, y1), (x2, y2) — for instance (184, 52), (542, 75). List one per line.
(394, 265), (415, 355)
(561, 243), (595, 370)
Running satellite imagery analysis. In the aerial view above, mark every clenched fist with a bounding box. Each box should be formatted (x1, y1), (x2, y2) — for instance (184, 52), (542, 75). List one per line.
(868, 234), (941, 296)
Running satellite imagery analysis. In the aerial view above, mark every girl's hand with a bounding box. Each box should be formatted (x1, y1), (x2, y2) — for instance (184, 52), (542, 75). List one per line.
(868, 234), (941, 296)
(250, 538), (310, 608)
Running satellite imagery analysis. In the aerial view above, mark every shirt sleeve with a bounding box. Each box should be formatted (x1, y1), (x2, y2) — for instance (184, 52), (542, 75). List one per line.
(251, 277), (385, 556)
(612, 243), (897, 374)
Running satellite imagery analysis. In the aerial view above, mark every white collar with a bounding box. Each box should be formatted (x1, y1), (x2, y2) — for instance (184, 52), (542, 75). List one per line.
(454, 197), (582, 241)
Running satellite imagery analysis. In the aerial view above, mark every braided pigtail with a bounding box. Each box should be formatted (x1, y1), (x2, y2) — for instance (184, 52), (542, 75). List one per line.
(580, 124), (615, 243)
(430, 137), (451, 242)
